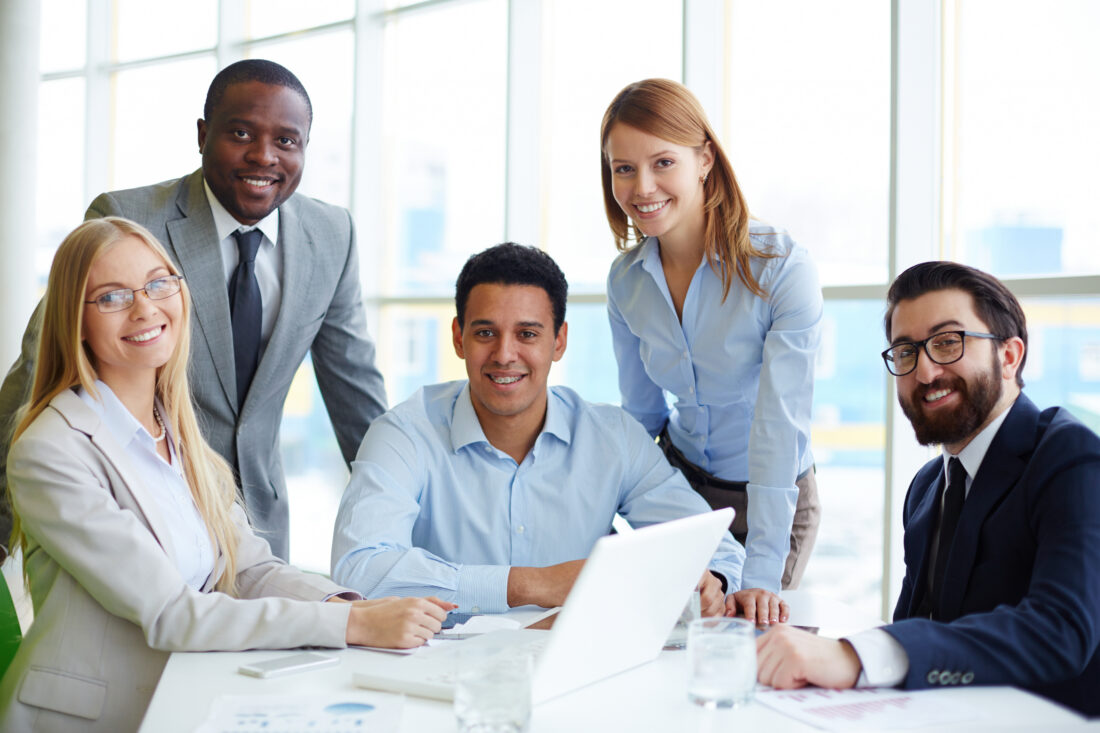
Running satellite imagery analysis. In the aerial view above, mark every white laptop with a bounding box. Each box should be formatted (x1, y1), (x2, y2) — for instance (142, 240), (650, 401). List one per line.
(353, 507), (734, 704)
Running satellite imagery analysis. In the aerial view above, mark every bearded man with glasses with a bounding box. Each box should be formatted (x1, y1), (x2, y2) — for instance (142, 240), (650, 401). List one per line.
(751, 261), (1100, 718)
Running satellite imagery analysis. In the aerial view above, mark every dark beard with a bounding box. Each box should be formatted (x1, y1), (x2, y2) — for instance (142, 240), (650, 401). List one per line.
(899, 355), (1002, 446)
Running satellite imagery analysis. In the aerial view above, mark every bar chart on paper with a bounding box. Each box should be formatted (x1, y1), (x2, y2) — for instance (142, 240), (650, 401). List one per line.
(756, 687), (982, 731)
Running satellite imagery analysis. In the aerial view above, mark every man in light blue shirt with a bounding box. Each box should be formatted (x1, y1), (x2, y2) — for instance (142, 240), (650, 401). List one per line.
(332, 243), (757, 617)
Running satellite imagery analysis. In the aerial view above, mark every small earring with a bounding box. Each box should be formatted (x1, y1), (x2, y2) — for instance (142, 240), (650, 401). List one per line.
(701, 173), (709, 184)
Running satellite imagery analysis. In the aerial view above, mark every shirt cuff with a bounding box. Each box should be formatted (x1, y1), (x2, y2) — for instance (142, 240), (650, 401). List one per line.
(322, 590), (364, 602)
(455, 564), (511, 614)
(844, 628), (909, 687)
(740, 482), (799, 592)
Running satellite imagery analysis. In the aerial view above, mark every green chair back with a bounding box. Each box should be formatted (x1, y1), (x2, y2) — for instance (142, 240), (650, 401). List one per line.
(0, 572), (22, 677)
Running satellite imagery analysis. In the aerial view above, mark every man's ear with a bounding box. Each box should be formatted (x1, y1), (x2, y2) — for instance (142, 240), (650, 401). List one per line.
(452, 316), (464, 359)
(197, 118), (207, 153)
(1000, 336), (1025, 383)
(552, 322), (568, 362)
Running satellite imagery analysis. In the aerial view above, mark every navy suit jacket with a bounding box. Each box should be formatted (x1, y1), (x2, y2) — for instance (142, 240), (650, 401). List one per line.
(884, 394), (1100, 716)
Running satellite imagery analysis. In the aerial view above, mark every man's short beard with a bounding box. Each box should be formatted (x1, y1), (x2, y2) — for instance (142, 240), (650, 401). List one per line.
(899, 354), (1003, 447)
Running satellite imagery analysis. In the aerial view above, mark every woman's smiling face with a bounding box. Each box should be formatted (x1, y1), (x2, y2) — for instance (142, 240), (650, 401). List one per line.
(604, 122), (712, 244)
(81, 235), (183, 388)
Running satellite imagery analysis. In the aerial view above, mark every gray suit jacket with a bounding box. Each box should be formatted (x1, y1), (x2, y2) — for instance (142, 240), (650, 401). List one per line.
(0, 389), (352, 731)
(0, 170), (388, 559)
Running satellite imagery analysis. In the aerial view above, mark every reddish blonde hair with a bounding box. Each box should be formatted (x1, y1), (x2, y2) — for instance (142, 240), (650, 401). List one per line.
(600, 78), (775, 300)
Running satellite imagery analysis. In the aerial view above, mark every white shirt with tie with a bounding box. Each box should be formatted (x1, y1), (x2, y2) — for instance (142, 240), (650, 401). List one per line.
(847, 400), (1015, 686)
(203, 180), (282, 351)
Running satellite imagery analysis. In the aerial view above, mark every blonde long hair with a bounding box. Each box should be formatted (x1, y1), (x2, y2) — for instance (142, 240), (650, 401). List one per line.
(10, 217), (242, 593)
(600, 78), (776, 301)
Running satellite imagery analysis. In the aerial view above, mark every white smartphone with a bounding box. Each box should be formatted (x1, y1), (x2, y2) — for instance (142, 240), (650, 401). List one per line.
(237, 651), (340, 679)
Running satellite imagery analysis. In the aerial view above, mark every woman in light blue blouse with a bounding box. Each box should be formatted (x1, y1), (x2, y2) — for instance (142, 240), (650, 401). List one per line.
(600, 79), (823, 604)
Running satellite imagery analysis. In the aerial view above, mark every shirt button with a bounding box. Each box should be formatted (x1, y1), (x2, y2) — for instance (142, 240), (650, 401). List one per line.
(484, 445), (492, 453)
(471, 606), (480, 613)
(682, 350), (689, 359)
(688, 386), (695, 395)
(516, 525), (525, 534)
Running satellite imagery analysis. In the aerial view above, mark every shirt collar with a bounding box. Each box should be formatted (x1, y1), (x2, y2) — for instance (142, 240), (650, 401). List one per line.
(638, 236), (708, 279)
(638, 237), (663, 277)
(943, 396), (1017, 481)
(448, 382), (572, 455)
(77, 380), (152, 447)
(203, 178), (280, 246)
(450, 382), (489, 452)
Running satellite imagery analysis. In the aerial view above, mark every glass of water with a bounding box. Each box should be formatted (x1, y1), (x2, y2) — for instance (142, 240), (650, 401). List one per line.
(454, 646), (532, 733)
(686, 617), (757, 708)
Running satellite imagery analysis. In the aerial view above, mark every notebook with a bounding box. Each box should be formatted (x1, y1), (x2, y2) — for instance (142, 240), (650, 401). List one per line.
(353, 507), (735, 704)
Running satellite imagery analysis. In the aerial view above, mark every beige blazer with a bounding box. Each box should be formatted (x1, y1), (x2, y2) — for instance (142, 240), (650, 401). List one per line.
(0, 389), (353, 732)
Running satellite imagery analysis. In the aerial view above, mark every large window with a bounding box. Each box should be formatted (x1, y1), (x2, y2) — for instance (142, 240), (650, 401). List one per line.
(25, 2), (1100, 620)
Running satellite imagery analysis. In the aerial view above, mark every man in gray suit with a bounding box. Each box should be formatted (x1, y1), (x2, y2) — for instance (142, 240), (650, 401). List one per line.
(0, 59), (387, 561)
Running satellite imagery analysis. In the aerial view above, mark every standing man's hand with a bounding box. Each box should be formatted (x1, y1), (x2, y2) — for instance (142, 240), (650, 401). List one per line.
(507, 559), (586, 608)
(756, 625), (862, 689)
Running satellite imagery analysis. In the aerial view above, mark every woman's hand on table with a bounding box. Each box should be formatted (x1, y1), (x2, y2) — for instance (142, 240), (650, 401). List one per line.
(725, 588), (789, 625)
(345, 596), (457, 648)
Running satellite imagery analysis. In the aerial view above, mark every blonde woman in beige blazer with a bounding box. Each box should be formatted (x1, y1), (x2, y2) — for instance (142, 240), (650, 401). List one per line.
(0, 218), (452, 732)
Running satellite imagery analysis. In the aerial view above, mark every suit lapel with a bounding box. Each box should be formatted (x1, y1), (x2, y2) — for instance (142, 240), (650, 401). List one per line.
(938, 395), (1038, 619)
(51, 390), (180, 564)
(165, 171), (238, 411)
(242, 198), (316, 418)
(906, 462), (946, 617)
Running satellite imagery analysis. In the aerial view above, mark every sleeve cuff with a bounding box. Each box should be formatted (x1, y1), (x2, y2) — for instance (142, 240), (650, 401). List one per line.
(740, 559), (782, 593)
(455, 564), (512, 614)
(741, 482), (799, 592)
(843, 628), (909, 687)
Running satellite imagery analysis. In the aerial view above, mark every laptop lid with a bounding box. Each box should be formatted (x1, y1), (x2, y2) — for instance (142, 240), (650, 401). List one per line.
(531, 507), (734, 702)
(353, 507), (735, 703)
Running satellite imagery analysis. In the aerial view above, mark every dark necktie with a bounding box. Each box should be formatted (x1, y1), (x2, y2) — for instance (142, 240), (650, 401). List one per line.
(229, 228), (263, 410)
(930, 456), (967, 618)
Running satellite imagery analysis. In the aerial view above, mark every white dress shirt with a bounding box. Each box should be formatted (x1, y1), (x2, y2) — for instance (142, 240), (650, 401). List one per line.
(846, 400), (1015, 686)
(203, 180), (282, 349)
(77, 380), (215, 589)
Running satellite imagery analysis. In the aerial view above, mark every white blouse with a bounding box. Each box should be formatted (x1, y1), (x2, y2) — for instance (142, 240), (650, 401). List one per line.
(77, 381), (215, 589)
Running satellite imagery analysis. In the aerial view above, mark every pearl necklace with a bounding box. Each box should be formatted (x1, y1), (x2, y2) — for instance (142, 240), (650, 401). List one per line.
(152, 404), (167, 443)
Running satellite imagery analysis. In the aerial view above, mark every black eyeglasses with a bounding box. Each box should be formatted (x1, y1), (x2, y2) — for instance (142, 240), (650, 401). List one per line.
(881, 330), (1002, 376)
(84, 275), (185, 313)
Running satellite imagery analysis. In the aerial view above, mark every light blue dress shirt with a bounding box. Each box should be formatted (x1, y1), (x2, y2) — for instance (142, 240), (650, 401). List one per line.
(77, 380), (214, 590)
(331, 380), (745, 613)
(606, 222), (822, 592)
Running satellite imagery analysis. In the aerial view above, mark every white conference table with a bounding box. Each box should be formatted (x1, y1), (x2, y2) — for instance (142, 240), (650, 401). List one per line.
(140, 591), (1088, 732)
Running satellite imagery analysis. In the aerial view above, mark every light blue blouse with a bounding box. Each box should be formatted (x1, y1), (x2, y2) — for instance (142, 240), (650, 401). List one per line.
(606, 222), (822, 591)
